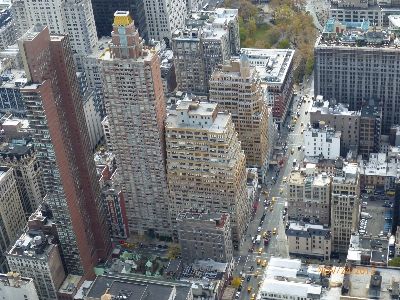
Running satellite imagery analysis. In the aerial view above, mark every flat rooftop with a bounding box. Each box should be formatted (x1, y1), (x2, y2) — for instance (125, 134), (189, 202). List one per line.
(310, 101), (360, 116)
(0, 69), (26, 89)
(289, 170), (331, 186)
(240, 48), (294, 84)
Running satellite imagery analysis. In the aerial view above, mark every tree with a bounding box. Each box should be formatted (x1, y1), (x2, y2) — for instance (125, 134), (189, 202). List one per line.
(239, 27), (250, 42)
(254, 40), (270, 49)
(266, 27), (281, 46)
(304, 55), (314, 75)
(278, 39), (291, 49)
(232, 277), (242, 288)
(389, 257), (400, 267)
(242, 38), (254, 47)
(245, 19), (257, 35)
(166, 243), (181, 260)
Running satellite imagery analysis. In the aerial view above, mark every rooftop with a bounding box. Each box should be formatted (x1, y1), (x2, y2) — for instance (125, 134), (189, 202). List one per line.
(286, 222), (331, 240)
(332, 163), (359, 184)
(289, 169), (331, 186)
(360, 153), (397, 177)
(310, 100), (360, 116)
(86, 274), (193, 300)
(239, 48), (294, 84)
(179, 259), (227, 281)
(6, 229), (55, 261)
(260, 279), (322, 298)
(58, 274), (82, 295)
(0, 69), (26, 89)
(173, 8), (238, 41)
(177, 212), (229, 228)
(360, 98), (382, 118)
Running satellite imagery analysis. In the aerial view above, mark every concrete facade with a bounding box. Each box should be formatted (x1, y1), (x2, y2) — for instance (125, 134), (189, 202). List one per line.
(19, 25), (112, 278)
(286, 222), (331, 260)
(6, 229), (66, 300)
(165, 100), (249, 247)
(331, 162), (361, 253)
(177, 211), (233, 264)
(0, 166), (26, 272)
(314, 27), (400, 133)
(172, 8), (240, 93)
(0, 272), (40, 300)
(209, 56), (270, 183)
(99, 12), (171, 237)
(304, 122), (341, 160)
(241, 48), (294, 129)
(287, 164), (331, 225)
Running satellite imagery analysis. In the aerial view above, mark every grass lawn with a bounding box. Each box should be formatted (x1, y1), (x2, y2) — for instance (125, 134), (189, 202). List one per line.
(253, 23), (272, 41)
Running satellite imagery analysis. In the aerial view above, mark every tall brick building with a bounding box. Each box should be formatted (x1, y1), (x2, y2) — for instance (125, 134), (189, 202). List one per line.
(18, 24), (112, 279)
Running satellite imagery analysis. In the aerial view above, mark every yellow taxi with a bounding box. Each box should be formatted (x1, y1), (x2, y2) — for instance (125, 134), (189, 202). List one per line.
(291, 148), (294, 154)
(305, 94), (309, 98)
(257, 258), (261, 265)
(258, 281), (262, 287)
(283, 177), (287, 183)
(258, 248), (262, 254)
(305, 110), (308, 114)
(262, 231), (267, 238)
(273, 228), (277, 234)
(301, 122), (303, 126)
(292, 120), (297, 125)
(301, 129), (304, 134)
(248, 286), (252, 292)
(262, 260), (267, 267)
(270, 205), (274, 211)
(308, 99), (310, 102)
(254, 270), (259, 277)
(250, 293), (256, 300)
(280, 188), (283, 194)
(271, 197), (275, 202)
(261, 190), (268, 194)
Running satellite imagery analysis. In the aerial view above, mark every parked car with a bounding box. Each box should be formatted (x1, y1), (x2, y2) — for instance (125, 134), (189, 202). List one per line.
(370, 196), (377, 201)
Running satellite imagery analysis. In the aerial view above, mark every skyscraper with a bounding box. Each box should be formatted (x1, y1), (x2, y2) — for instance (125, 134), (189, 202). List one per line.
(18, 24), (112, 278)
(209, 56), (270, 183)
(99, 12), (171, 237)
(165, 100), (248, 248)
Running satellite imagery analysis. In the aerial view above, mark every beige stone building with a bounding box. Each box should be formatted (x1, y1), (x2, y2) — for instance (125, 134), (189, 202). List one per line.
(177, 211), (233, 264)
(286, 222), (331, 260)
(287, 164), (331, 225)
(209, 56), (269, 183)
(331, 162), (360, 254)
(165, 100), (248, 248)
(0, 166), (26, 272)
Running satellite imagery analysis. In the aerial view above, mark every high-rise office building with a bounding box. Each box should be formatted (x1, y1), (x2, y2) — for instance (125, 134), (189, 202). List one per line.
(172, 8), (240, 93)
(314, 24), (400, 133)
(91, 0), (148, 41)
(99, 11), (171, 237)
(165, 100), (248, 248)
(18, 24), (112, 278)
(209, 56), (270, 183)
(331, 161), (360, 253)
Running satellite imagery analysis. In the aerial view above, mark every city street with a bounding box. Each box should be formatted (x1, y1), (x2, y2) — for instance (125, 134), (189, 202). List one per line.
(232, 76), (315, 299)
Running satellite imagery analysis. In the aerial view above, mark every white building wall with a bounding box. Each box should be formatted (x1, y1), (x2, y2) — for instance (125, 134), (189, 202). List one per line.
(304, 129), (340, 159)
(145, 0), (186, 42)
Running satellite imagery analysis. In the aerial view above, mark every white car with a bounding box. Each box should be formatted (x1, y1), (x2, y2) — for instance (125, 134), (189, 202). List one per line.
(257, 227), (261, 232)
(362, 202), (367, 205)
(235, 292), (240, 299)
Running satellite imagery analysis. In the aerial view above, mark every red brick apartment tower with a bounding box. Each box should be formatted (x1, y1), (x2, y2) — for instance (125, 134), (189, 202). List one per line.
(99, 12), (171, 237)
(18, 24), (112, 279)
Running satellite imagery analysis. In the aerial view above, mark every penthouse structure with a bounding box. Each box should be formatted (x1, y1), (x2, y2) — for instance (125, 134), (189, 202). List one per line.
(304, 122), (341, 160)
(99, 12), (171, 236)
(6, 228), (66, 300)
(0, 166), (26, 272)
(241, 48), (294, 129)
(314, 20), (400, 133)
(172, 8), (240, 93)
(331, 162), (360, 253)
(177, 211), (233, 264)
(287, 164), (331, 225)
(360, 153), (397, 192)
(165, 100), (248, 248)
(209, 56), (270, 183)
(19, 24), (112, 278)
(286, 222), (332, 260)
